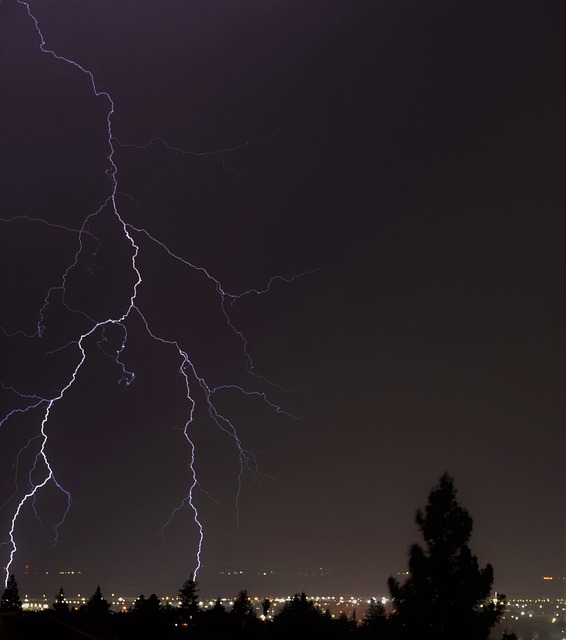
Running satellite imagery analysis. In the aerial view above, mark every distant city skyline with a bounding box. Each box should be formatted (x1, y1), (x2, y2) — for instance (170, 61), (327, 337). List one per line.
(11, 563), (566, 603)
(15, 586), (566, 640)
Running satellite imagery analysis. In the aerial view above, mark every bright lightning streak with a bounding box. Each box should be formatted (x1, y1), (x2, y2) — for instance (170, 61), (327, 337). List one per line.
(126, 222), (317, 390)
(2, 1), (310, 587)
(2, 0), (142, 586)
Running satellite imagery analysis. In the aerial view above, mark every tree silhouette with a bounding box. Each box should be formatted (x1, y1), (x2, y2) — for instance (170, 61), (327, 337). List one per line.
(360, 598), (388, 636)
(230, 589), (259, 636)
(0, 574), (22, 612)
(210, 596), (227, 617)
(261, 597), (272, 618)
(231, 589), (255, 620)
(53, 586), (70, 616)
(388, 473), (504, 640)
(84, 584), (111, 617)
(178, 573), (200, 626)
(129, 592), (164, 636)
(201, 596), (231, 637)
(334, 609), (357, 637)
(133, 592), (161, 617)
(133, 593), (146, 611)
(274, 592), (326, 636)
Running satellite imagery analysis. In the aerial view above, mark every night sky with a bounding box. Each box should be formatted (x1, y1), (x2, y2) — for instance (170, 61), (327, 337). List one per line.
(1, 1), (564, 601)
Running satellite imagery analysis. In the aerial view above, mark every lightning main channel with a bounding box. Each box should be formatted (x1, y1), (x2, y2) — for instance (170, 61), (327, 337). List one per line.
(2, 1), (308, 586)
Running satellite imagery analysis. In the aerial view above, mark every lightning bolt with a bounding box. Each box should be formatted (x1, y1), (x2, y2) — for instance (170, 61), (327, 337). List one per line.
(1, 1), (311, 586)
(114, 128), (287, 180)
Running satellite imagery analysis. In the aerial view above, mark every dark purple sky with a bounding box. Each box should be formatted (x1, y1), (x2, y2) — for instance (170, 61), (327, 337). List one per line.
(1, 0), (564, 600)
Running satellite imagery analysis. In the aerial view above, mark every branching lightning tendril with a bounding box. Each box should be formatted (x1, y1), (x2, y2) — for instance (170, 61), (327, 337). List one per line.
(1, 1), (312, 587)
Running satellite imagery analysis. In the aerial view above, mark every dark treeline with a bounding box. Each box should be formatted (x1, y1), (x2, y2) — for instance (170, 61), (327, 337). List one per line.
(0, 474), (515, 640)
